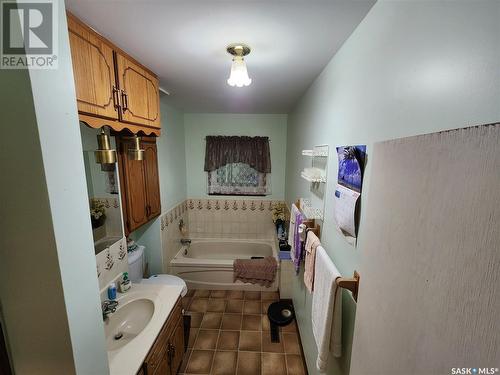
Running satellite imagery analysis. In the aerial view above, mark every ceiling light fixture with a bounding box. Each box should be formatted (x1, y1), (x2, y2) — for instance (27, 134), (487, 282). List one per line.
(226, 44), (252, 87)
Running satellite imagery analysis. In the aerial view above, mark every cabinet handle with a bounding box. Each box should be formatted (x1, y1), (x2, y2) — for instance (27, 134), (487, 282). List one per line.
(112, 86), (120, 110)
(121, 90), (128, 112)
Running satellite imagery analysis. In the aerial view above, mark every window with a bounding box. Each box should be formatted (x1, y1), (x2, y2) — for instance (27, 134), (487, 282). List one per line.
(204, 136), (271, 196)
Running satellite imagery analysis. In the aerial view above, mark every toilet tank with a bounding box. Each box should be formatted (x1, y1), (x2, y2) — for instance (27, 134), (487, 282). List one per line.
(127, 245), (144, 283)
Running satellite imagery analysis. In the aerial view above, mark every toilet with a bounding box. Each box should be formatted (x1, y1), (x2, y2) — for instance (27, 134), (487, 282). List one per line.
(128, 245), (187, 297)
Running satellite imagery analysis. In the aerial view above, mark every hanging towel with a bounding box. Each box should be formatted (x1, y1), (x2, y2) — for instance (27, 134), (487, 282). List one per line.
(288, 204), (304, 273)
(312, 246), (342, 372)
(304, 230), (321, 293)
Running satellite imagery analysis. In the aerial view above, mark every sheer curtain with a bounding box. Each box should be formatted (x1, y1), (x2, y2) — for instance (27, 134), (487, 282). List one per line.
(204, 136), (271, 196)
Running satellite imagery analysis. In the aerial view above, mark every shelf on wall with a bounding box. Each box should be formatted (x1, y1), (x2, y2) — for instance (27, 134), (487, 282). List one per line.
(302, 149), (329, 157)
(299, 198), (324, 220)
(300, 171), (326, 183)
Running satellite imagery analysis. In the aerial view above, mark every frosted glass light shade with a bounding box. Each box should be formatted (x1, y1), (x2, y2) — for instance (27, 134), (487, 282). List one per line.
(227, 56), (252, 87)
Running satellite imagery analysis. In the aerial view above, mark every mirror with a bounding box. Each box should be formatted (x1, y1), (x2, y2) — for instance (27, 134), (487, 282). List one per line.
(80, 124), (124, 254)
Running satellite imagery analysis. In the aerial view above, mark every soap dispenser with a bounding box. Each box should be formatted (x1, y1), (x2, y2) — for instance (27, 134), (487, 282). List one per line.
(119, 272), (131, 293)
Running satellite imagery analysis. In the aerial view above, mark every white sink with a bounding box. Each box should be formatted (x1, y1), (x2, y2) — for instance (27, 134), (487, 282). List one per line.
(104, 298), (155, 351)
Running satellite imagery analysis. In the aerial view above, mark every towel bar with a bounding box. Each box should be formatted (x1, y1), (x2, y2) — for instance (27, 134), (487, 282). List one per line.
(336, 271), (360, 302)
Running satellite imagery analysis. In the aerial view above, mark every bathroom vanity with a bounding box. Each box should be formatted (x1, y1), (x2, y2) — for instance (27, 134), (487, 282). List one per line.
(105, 284), (185, 375)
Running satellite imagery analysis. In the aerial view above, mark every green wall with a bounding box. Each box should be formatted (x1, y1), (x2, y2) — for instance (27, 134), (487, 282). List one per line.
(285, 1), (500, 374)
(184, 113), (288, 200)
(131, 95), (187, 274)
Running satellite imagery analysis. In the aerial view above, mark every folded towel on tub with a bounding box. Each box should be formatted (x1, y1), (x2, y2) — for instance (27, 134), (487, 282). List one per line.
(233, 256), (278, 287)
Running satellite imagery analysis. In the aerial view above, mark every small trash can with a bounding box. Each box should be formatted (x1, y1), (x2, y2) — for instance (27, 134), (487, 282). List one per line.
(267, 300), (295, 343)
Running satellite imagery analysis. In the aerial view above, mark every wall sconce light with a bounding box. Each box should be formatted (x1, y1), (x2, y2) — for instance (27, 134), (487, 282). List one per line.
(94, 128), (117, 164)
(128, 135), (144, 161)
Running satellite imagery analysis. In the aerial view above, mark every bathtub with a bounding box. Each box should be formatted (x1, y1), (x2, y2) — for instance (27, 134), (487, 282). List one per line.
(170, 238), (279, 291)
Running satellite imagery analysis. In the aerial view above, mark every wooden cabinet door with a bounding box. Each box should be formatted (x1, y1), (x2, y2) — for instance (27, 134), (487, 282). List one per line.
(116, 53), (161, 128)
(117, 137), (148, 234)
(143, 138), (161, 219)
(168, 318), (185, 374)
(67, 13), (119, 120)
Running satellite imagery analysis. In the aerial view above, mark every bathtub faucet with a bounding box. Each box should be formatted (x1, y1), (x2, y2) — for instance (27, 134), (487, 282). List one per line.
(180, 238), (192, 246)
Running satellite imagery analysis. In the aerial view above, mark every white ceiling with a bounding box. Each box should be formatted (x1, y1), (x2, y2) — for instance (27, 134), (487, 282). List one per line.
(65, 0), (375, 113)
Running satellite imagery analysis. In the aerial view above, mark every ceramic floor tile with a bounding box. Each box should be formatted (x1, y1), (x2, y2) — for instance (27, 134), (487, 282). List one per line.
(186, 289), (195, 297)
(239, 330), (262, 352)
(182, 297), (193, 310)
(194, 329), (219, 350)
(221, 314), (242, 330)
(200, 312), (223, 329)
(262, 315), (271, 331)
(207, 299), (226, 312)
(262, 353), (286, 375)
(243, 300), (261, 314)
(226, 299), (244, 313)
(178, 349), (192, 374)
(189, 298), (209, 313)
(210, 290), (227, 299)
(237, 351), (261, 375)
(188, 328), (199, 348)
(185, 350), (214, 374)
(261, 291), (280, 300)
(242, 314), (262, 331)
(226, 290), (244, 299)
(194, 289), (211, 298)
(189, 312), (204, 328)
(217, 330), (239, 351)
(283, 333), (301, 354)
(262, 331), (284, 353)
(244, 291), (261, 300)
(261, 300), (273, 314)
(286, 354), (306, 375)
(211, 350), (237, 375)
(282, 319), (298, 333)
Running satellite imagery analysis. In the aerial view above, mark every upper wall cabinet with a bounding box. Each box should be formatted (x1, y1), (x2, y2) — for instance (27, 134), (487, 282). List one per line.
(115, 53), (161, 129)
(67, 12), (161, 136)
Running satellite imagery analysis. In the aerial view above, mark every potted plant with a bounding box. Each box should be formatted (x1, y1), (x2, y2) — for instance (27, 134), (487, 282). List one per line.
(271, 202), (287, 239)
(90, 200), (106, 229)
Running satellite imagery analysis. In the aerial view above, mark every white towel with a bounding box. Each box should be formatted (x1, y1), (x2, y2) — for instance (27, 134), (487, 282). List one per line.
(288, 204), (300, 262)
(311, 246), (342, 372)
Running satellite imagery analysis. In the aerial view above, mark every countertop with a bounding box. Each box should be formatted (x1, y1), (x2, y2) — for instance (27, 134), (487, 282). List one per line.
(106, 283), (183, 375)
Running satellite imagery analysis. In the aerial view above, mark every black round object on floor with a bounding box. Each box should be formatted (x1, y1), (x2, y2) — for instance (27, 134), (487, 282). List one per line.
(267, 300), (295, 343)
(267, 300), (295, 325)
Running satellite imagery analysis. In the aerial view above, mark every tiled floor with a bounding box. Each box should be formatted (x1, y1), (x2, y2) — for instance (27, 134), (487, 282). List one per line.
(179, 289), (308, 375)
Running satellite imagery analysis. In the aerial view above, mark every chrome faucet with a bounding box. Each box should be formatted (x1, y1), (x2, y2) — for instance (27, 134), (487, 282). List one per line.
(102, 300), (118, 321)
(180, 238), (191, 246)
